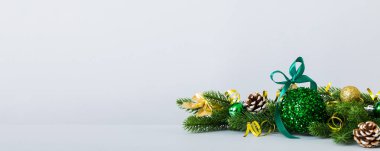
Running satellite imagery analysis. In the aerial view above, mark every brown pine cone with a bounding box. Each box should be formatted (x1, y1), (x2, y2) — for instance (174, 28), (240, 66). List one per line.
(353, 121), (380, 148)
(243, 92), (267, 113)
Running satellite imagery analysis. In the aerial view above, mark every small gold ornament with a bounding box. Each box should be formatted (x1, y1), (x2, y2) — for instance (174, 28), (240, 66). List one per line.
(340, 86), (361, 102)
(225, 89), (241, 104)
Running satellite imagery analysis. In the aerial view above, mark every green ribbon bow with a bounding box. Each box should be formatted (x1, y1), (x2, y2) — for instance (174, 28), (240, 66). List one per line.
(270, 56), (317, 139)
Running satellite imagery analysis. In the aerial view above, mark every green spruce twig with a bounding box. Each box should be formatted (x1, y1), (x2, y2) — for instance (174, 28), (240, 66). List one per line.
(183, 109), (229, 133)
(228, 102), (276, 131)
(202, 91), (230, 107)
(331, 127), (354, 144)
(308, 122), (331, 138)
(176, 98), (198, 113)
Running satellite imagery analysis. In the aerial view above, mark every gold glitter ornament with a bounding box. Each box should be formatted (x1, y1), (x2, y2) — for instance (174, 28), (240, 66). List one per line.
(340, 86), (361, 102)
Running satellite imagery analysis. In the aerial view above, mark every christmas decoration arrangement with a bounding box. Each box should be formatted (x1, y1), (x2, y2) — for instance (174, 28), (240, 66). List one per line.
(176, 57), (380, 148)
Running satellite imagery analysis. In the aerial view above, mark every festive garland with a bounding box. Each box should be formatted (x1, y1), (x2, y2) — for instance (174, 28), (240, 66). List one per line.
(176, 57), (380, 148)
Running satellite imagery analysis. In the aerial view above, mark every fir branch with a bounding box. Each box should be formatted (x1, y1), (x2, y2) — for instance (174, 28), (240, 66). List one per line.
(326, 104), (337, 116)
(333, 102), (365, 118)
(330, 87), (341, 99)
(177, 91), (230, 133)
(331, 127), (354, 144)
(332, 131), (353, 144)
(308, 122), (331, 138)
(183, 108), (229, 133)
(176, 98), (197, 113)
(327, 101), (371, 144)
(227, 111), (253, 131)
(183, 115), (228, 133)
(176, 98), (192, 106)
(202, 91), (230, 107)
(228, 102), (276, 131)
(318, 86), (340, 93)
(360, 93), (374, 105)
(346, 104), (369, 123)
(373, 118), (380, 125)
(330, 101), (369, 124)
(318, 86), (341, 102)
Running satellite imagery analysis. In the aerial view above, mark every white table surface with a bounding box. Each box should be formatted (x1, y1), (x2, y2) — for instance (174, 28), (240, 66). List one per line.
(0, 125), (368, 151)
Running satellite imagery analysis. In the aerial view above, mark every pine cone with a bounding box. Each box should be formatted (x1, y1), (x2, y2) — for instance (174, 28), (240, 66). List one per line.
(243, 92), (267, 112)
(353, 121), (380, 148)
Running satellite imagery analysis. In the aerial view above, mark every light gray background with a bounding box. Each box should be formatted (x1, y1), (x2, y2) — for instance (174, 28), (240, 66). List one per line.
(1, 0), (380, 125)
(0, 0), (379, 150)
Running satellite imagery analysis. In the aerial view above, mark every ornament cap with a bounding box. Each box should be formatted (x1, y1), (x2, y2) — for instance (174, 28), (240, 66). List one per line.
(365, 105), (374, 112)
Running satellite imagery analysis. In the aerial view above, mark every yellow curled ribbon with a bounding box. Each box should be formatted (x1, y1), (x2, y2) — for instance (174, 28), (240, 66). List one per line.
(263, 90), (268, 100)
(326, 100), (340, 106)
(325, 82), (332, 96)
(181, 93), (213, 117)
(274, 90), (280, 102)
(327, 113), (343, 132)
(243, 120), (275, 137)
(225, 89), (241, 104)
(325, 82), (340, 106)
(367, 88), (380, 101)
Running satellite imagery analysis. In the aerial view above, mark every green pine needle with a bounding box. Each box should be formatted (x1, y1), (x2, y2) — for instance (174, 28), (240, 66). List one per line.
(318, 86), (341, 102)
(331, 128), (354, 144)
(177, 87), (380, 138)
(373, 118), (380, 125)
(202, 91), (230, 107)
(176, 98), (198, 113)
(183, 109), (229, 133)
(183, 116), (228, 133)
(326, 100), (372, 144)
(308, 122), (331, 138)
(228, 102), (276, 132)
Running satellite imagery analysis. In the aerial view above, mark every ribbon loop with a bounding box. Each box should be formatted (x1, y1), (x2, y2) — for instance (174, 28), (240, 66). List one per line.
(327, 113), (343, 132)
(270, 56), (317, 139)
(263, 90), (268, 99)
(274, 90), (280, 102)
(325, 82), (332, 95)
(270, 70), (291, 85)
(225, 89), (241, 104)
(367, 88), (380, 101)
(243, 120), (275, 137)
(289, 57), (305, 79)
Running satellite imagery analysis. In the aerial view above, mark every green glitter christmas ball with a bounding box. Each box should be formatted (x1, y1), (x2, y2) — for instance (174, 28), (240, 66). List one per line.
(280, 87), (327, 134)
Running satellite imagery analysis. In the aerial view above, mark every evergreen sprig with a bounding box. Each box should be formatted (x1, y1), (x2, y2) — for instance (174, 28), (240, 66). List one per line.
(326, 101), (370, 144)
(374, 118), (380, 125)
(176, 98), (197, 113)
(202, 91), (230, 107)
(307, 89), (376, 144)
(227, 111), (252, 131)
(228, 102), (276, 131)
(308, 122), (331, 138)
(318, 86), (341, 102)
(331, 128), (354, 144)
(360, 93), (374, 104)
(179, 91), (231, 133)
(183, 109), (229, 133)
(177, 87), (380, 146)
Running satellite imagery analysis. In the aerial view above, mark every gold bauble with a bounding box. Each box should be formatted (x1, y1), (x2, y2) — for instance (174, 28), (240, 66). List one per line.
(340, 86), (361, 102)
